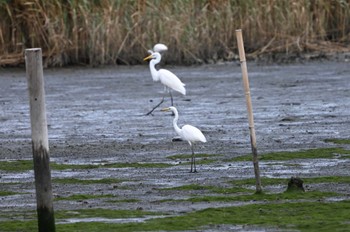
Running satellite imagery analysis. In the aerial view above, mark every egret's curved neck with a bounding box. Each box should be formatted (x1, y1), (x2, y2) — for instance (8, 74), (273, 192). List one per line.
(149, 54), (161, 82)
(172, 108), (182, 136)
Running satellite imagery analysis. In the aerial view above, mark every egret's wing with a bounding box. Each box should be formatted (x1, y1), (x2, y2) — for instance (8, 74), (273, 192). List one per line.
(158, 69), (186, 95)
(182, 125), (207, 143)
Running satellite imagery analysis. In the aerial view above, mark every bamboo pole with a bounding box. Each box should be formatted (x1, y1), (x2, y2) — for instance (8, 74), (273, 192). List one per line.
(235, 29), (262, 193)
(25, 48), (56, 232)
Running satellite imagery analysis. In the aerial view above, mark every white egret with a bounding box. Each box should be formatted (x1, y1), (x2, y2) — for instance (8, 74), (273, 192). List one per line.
(161, 106), (207, 173)
(144, 46), (186, 115)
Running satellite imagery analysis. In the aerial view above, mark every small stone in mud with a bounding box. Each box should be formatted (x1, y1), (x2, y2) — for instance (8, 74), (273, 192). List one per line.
(280, 116), (298, 122)
(285, 176), (305, 193)
(172, 137), (183, 142)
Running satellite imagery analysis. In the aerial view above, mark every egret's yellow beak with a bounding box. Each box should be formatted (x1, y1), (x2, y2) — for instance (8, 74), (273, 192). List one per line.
(143, 54), (153, 61)
(161, 107), (170, 112)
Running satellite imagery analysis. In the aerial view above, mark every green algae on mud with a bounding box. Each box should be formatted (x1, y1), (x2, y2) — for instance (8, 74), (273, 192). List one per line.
(161, 176), (350, 192)
(0, 190), (19, 196)
(324, 138), (350, 145)
(0, 160), (33, 172)
(1, 146), (349, 231)
(166, 153), (221, 165)
(159, 184), (253, 194)
(0, 160), (173, 172)
(107, 198), (140, 203)
(54, 200), (350, 231)
(1, 180), (349, 231)
(231, 147), (350, 162)
(146, 200), (350, 232)
(0, 209), (162, 232)
(184, 190), (340, 203)
(232, 176), (350, 188)
(167, 154), (222, 160)
(0, 160), (96, 172)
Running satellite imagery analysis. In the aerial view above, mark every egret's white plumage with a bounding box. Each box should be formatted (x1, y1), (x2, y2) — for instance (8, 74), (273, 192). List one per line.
(144, 48), (186, 115)
(144, 52), (186, 94)
(161, 106), (207, 173)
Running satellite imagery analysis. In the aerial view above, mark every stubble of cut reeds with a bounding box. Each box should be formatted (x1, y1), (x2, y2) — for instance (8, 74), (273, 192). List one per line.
(0, 0), (349, 66)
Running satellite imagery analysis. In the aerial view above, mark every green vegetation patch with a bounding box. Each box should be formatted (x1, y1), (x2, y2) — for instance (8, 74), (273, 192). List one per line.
(185, 191), (339, 203)
(0, 209), (162, 232)
(0, 160), (33, 172)
(0, 160), (173, 172)
(231, 147), (350, 162)
(167, 153), (221, 160)
(160, 184), (253, 194)
(161, 184), (212, 191)
(0, 191), (19, 196)
(0, 220), (37, 232)
(304, 176), (350, 184)
(51, 163), (97, 170)
(1, 190), (348, 232)
(167, 153), (221, 165)
(324, 138), (350, 145)
(232, 176), (350, 186)
(211, 187), (254, 194)
(160, 176), (350, 197)
(107, 199), (140, 203)
(143, 200), (350, 231)
(0, 160), (98, 172)
(232, 177), (287, 186)
(53, 200), (350, 231)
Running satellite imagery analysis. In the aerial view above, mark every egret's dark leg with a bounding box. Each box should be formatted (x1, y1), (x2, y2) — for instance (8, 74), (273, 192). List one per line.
(169, 91), (174, 106)
(146, 96), (165, 116)
(192, 145), (197, 173)
(190, 144), (197, 173)
(169, 91), (175, 116)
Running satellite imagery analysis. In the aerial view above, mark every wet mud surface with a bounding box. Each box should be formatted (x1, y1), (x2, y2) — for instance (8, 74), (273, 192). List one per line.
(1, 61), (350, 226)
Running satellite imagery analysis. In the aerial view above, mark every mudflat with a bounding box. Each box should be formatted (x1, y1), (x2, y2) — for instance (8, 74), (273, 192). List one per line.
(0, 61), (349, 225)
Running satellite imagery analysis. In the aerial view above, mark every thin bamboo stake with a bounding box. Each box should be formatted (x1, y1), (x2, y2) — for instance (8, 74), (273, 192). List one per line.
(25, 48), (56, 232)
(235, 29), (262, 193)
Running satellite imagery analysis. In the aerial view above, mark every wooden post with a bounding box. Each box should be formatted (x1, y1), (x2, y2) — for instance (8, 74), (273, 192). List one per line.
(235, 29), (262, 193)
(25, 48), (56, 232)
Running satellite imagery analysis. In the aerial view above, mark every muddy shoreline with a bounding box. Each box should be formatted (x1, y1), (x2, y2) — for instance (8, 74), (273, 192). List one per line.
(1, 60), (350, 228)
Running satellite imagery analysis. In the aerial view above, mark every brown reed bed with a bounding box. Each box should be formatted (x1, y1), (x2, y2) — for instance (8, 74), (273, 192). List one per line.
(0, 0), (349, 67)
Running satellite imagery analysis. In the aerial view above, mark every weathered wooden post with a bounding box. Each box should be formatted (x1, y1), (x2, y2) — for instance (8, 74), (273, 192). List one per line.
(25, 48), (56, 232)
(235, 29), (262, 193)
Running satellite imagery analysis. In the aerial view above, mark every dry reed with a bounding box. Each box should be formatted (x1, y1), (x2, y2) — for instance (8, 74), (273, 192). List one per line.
(0, 0), (349, 66)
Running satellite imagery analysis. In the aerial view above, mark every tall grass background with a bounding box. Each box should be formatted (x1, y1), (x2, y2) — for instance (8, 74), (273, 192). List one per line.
(0, 0), (349, 66)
